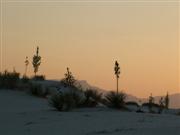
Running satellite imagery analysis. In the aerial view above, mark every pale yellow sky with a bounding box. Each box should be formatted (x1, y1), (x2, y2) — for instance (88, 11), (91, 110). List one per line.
(0, 1), (179, 97)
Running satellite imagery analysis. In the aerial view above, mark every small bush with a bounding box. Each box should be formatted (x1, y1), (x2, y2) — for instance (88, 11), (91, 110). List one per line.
(83, 89), (102, 107)
(71, 91), (84, 107)
(49, 86), (85, 111)
(31, 75), (45, 81)
(0, 70), (20, 89)
(29, 83), (48, 97)
(49, 93), (75, 111)
(49, 90), (84, 111)
(104, 91), (126, 109)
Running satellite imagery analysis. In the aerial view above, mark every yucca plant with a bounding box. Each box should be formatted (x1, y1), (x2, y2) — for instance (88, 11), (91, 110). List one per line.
(49, 90), (84, 111)
(49, 92), (76, 111)
(104, 91), (126, 109)
(71, 91), (84, 107)
(32, 46), (41, 76)
(84, 89), (102, 107)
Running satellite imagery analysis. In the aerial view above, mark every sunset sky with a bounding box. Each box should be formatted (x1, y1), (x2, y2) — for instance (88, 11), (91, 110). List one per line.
(0, 0), (179, 97)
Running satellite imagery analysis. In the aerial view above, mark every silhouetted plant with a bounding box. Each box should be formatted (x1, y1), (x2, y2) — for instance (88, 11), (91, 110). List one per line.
(24, 56), (29, 76)
(49, 90), (84, 111)
(49, 93), (76, 111)
(104, 91), (126, 109)
(61, 67), (76, 87)
(83, 89), (102, 107)
(0, 70), (20, 89)
(49, 94), (64, 111)
(164, 92), (169, 109)
(114, 61), (120, 94)
(32, 46), (41, 76)
(71, 90), (85, 107)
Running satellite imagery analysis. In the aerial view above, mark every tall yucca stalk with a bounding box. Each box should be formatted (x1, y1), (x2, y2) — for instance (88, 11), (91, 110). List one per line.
(114, 61), (120, 94)
(32, 46), (41, 76)
(24, 56), (29, 76)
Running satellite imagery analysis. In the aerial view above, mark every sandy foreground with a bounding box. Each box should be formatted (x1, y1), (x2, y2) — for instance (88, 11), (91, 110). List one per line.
(0, 90), (180, 135)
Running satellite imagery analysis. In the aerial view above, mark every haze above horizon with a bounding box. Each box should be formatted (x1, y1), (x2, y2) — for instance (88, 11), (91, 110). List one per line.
(1, 1), (179, 98)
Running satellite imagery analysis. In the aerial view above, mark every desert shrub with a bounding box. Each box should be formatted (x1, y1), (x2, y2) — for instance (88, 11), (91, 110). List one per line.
(71, 91), (84, 107)
(83, 89), (102, 107)
(0, 70), (20, 89)
(31, 75), (45, 81)
(49, 90), (84, 111)
(126, 101), (140, 107)
(104, 91), (126, 109)
(29, 83), (48, 97)
(49, 93), (75, 111)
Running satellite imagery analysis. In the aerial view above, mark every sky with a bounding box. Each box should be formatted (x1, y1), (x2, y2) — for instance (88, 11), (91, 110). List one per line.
(0, 0), (179, 98)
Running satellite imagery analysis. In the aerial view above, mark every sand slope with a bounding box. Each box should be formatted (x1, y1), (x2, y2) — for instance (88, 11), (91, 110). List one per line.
(0, 90), (180, 135)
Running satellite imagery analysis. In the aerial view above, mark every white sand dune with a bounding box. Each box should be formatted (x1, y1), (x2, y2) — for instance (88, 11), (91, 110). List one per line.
(0, 90), (180, 135)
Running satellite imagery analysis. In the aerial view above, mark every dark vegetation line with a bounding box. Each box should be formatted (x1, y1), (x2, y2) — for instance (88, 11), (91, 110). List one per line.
(0, 46), (170, 113)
